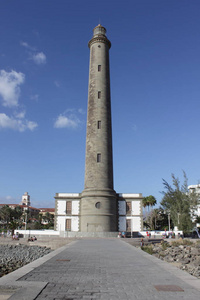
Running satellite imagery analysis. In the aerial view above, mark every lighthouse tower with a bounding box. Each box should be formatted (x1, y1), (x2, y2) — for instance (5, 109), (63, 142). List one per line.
(80, 25), (118, 232)
(54, 25), (143, 237)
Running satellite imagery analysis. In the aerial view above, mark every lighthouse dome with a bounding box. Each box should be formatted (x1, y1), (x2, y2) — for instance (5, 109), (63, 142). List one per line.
(93, 24), (106, 37)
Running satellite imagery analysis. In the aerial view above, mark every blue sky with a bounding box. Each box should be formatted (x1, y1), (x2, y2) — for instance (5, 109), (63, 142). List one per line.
(1, 0), (200, 208)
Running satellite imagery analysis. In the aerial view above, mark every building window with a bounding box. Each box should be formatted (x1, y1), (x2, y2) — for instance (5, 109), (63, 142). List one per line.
(66, 201), (72, 214)
(126, 219), (131, 232)
(97, 153), (101, 163)
(98, 91), (101, 99)
(98, 45), (101, 48)
(66, 219), (71, 231)
(95, 202), (101, 209)
(97, 121), (101, 129)
(126, 202), (131, 215)
(98, 65), (101, 71)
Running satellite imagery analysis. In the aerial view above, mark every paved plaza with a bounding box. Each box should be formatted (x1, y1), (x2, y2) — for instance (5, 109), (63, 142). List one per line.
(0, 238), (200, 300)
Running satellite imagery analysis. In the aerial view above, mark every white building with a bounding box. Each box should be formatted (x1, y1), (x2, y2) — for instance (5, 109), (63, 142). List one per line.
(54, 193), (143, 236)
(20, 192), (31, 207)
(188, 184), (200, 220)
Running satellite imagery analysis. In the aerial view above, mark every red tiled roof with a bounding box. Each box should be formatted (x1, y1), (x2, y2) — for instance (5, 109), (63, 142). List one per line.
(39, 208), (55, 212)
(0, 204), (40, 211)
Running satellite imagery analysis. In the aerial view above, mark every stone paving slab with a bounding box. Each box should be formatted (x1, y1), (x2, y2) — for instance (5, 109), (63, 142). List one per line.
(0, 238), (200, 300)
(0, 241), (77, 300)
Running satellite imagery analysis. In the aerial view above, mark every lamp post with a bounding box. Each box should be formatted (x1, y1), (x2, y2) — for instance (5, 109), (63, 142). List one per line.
(131, 211), (133, 238)
(177, 212), (180, 226)
(24, 209), (27, 238)
(168, 213), (171, 232)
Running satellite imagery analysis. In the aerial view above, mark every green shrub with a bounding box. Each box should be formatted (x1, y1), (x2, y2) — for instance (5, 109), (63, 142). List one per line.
(141, 245), (153, 255)
(161, 242), (170, 250)
(171, 241), (180, 247)
(171, 239), (193, 247)
(182, 239), (193, 246)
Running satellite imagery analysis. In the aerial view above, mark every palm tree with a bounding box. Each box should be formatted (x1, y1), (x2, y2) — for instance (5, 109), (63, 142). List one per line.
(9, 220), (22, 236)
(143, 196), (157, 212)
(0, 205), (12, 229)
(147, 195), (157, 211)
(142, 197), (148, 216)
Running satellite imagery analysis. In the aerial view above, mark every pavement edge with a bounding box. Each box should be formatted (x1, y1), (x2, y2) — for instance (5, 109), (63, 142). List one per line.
(0, 240), (78, 300)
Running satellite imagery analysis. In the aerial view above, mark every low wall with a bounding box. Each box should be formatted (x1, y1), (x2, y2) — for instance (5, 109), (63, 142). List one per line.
(138, 230), (183, 238)
(60, 231), (119, 238)
(14, 229), (183, 239)
(14, 229), (60, 238)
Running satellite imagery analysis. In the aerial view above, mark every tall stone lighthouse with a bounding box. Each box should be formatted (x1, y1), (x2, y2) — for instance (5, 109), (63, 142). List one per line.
(80, 24), (118, 232)
(54, 25), (143, 237)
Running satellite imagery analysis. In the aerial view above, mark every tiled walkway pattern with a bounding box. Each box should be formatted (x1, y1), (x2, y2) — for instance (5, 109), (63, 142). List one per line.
(18, 239), (200, 300)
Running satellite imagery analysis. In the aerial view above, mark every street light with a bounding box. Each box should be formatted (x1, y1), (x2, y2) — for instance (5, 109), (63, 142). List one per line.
(131, 211), (133, 238)
(164, 210), (171, 232)
(168, 213), (171, 231)
(177, 212), (180, 225)
(24, 209), (27, 237)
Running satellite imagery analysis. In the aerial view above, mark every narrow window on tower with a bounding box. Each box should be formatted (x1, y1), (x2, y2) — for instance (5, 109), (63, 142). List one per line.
(97, 153), (101, 163)
(98, 65), (101, 71)
(97, 121), (101, 129)
(98, 91), (101, 99)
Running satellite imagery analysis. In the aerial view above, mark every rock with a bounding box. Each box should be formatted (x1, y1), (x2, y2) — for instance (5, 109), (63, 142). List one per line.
(0, 244), (52, 277)
(142, 239), (200, 280)
(179, 245), (185, 250)
(190, 247), (200, 255)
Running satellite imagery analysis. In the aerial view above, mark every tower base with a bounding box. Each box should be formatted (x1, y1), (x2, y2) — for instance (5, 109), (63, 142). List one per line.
(59, 231), (119, 238)
(80, 188), (118, 232)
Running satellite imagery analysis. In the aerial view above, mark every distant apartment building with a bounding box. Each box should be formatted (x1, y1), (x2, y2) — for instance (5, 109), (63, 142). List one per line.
(188, 184), (200, 220)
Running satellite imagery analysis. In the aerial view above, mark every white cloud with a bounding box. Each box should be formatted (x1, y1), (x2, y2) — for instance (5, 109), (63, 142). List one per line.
(32, 52), (46, 65)
(0, 113), (38, 132)
(20, 41), (46, 65)
(0, 195), (18, 204)
(54, 114), (80, 129)
(14, 110), (26, 119)
(27, 121), (38, 131)
(30, 94), (39, 101)
(0, 70), (25, 107)
(78, 108), (85, 114)
(20, 41), (30, 48)
(20, 41), (37, 51)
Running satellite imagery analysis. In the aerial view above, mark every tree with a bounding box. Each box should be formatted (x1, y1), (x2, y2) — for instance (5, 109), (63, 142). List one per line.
(161, 171), (198, 233)
(0, 205), (12, 227)
(148, 195), (157, 210)
(0, 205), (23, 232)
(9, 220), (22, 235)
(142, 197), (148, 216)
(145, 208), (165, 230)
(143, 195), (157, 212)
(42, 212), (54, 228)
(195, 216), (200, 224)
(12, 206), (23, 221)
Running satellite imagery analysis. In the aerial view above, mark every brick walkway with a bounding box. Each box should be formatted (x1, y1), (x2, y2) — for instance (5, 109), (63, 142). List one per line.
(1, 239), (200, 299)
